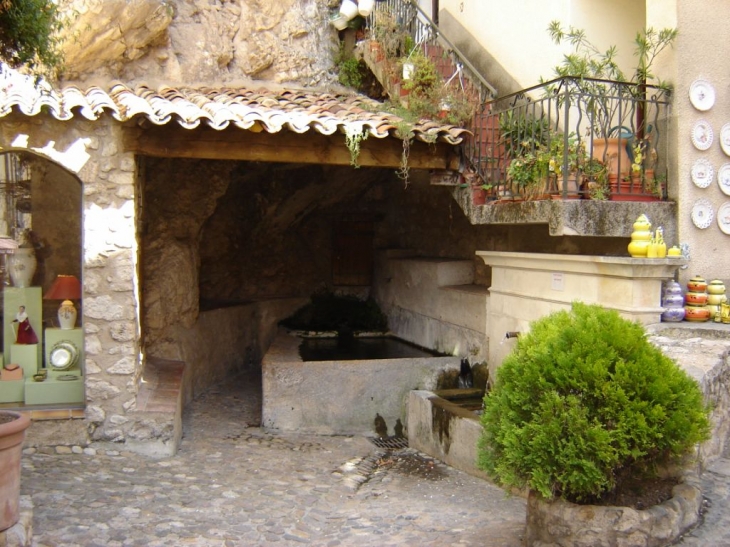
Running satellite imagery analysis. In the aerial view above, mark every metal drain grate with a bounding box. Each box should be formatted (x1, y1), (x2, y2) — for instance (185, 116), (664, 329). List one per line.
(369, 436), (408, 450)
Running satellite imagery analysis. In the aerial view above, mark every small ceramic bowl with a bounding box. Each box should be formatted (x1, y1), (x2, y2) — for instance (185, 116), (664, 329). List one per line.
(33, 373), (46, 382)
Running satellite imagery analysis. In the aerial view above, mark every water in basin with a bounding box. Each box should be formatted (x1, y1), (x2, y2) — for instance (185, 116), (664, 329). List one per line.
(299, 336), (443, 362)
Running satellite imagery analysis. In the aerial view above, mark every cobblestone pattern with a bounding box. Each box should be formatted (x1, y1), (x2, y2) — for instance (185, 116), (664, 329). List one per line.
(22, 370), (526, 546)
(20, 331), (730, 547)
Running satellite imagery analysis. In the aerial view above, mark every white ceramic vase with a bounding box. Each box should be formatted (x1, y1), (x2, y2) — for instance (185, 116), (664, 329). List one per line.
(8, 248), (36, 288)
(339, 0), (358, 20)
(358, 0), (375, 16)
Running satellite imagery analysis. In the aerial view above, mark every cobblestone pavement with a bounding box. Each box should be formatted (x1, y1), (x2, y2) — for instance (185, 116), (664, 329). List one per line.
(22, 370), (526, 547)
(21, 363), (730, 547)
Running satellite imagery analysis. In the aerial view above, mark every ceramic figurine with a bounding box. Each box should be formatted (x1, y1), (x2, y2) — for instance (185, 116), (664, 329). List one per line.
(655, 228), (667, 258)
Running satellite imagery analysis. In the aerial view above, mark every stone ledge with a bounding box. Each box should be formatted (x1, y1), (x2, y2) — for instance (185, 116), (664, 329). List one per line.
(453, 186), (678, 238)
(124, 358), (186, 457)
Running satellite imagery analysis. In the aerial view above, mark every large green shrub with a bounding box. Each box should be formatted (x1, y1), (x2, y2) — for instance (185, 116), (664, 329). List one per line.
(478, 302), (710, 503)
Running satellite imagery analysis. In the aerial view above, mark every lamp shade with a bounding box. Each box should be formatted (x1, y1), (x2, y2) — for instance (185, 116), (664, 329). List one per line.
(44, 275), (81, 301)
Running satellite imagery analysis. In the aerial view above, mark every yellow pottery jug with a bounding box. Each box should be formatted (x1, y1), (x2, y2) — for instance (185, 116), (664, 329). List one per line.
(655, 228), (667, 258)
(628, 214), (652, 257)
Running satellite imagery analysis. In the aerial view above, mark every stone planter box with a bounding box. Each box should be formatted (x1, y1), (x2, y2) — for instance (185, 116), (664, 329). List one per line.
(524, 473), (703, 547)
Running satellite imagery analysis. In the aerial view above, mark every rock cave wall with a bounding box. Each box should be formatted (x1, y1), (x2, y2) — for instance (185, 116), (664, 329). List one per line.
(141, 157), (628, 364)
(57, 0), (341, 87)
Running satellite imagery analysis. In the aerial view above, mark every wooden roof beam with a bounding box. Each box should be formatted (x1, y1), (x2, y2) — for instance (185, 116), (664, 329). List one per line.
(123, 124), (461, 170)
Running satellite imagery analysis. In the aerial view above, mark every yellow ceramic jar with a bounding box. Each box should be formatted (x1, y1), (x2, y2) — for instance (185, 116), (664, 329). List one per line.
(628, 214), (652, 258)
(667, 246), (682, 257)
(708, 280), (726, 295)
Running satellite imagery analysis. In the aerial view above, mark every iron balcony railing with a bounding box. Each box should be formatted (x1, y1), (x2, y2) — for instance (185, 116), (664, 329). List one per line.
(368, 0), (496, 104)
(472, 77), (672, 201)
(366, 0), (672, 202)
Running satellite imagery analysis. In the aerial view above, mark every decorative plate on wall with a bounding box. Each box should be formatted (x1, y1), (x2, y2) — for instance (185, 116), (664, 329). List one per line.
(719, 164), (730, 196)
(718, 202), (730, 235)
(691, 198), (714, 229)
(691, 120), (714, 150)
(721, 123), (730, 156)
(691, 158), (714, 188)
(689, 79), (716, 111)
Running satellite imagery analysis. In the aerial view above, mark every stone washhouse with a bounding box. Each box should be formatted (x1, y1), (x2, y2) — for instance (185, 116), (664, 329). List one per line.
(0, 0), (726, 463)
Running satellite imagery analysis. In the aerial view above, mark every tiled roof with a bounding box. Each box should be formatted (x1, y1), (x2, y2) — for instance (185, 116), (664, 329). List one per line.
(0, 74), (469, 145)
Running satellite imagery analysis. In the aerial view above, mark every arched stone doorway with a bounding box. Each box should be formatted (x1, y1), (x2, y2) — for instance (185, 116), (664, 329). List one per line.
(0, 150), (83, 407)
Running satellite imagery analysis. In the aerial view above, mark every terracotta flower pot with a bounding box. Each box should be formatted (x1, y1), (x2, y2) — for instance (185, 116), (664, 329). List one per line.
(0, 411), (31, 531)
(471, 186), (487, 206)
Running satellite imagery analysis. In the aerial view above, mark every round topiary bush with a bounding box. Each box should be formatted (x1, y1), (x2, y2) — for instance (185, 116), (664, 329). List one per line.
(478, 302), (710, 503)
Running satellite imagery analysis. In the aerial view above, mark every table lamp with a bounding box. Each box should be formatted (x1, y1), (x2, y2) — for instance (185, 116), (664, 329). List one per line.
(44, 275), (82, 329)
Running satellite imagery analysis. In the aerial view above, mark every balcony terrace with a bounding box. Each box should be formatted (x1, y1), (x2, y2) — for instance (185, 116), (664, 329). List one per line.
(362, 0), (677, 238)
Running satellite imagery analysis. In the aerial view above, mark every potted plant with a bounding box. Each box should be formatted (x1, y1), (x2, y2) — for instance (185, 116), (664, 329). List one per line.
(506, 148), (550, 200)
(547, 134), (586, 199)
(582, 157), (608, 200)
(498, 110), (550, 160)
(478, 303), (710, 546)
(544, 23), (677, 179)
(0, 410), (31, 531)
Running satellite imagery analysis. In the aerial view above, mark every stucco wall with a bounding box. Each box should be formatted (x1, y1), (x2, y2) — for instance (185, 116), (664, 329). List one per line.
(438, 0), (642, 93)
(372, 253), (489, 361)
(667, 1), (730, 286)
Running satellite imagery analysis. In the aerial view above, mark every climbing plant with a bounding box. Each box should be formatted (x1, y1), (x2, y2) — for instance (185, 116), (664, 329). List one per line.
(0, 0), (65, 77)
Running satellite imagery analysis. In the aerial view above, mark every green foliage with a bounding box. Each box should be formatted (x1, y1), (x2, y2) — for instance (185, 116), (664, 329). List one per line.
(280, 289), (388, 334)
(499, 111), (550, 158)
(546, 21), (677, 87)
(543, 22), (677, 139)
(402, 50), (439, 98)
(335, 43), (368, 91)
(0, 0), (65, 76)
(506, 132), (587, 194)
(337, 57), (368, 90)
(478, 302), (710, 503)
(344, 127), (368, 168)
(400, 50), (476, 127)
(371, 7), (413, 60)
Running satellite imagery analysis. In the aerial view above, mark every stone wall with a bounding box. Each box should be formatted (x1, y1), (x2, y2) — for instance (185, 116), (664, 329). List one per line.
(175, 298), (306, 404)
(0, 113), (141, 447)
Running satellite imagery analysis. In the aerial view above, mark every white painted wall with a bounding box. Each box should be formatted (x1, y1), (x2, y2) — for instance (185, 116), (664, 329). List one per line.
(439, 0), (644, 89)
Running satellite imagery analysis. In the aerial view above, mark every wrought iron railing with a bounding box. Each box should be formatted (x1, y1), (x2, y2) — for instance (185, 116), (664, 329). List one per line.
(368, 0), (496, 103)
(367, 0), (671, 202)
(472, 77), (672, 201)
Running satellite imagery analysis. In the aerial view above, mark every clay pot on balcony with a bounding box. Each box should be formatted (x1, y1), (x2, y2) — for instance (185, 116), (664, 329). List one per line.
(0, 411), (31, 532)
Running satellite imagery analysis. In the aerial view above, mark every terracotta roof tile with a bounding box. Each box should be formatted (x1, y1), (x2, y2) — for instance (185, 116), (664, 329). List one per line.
(0, 71), (468, 145)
